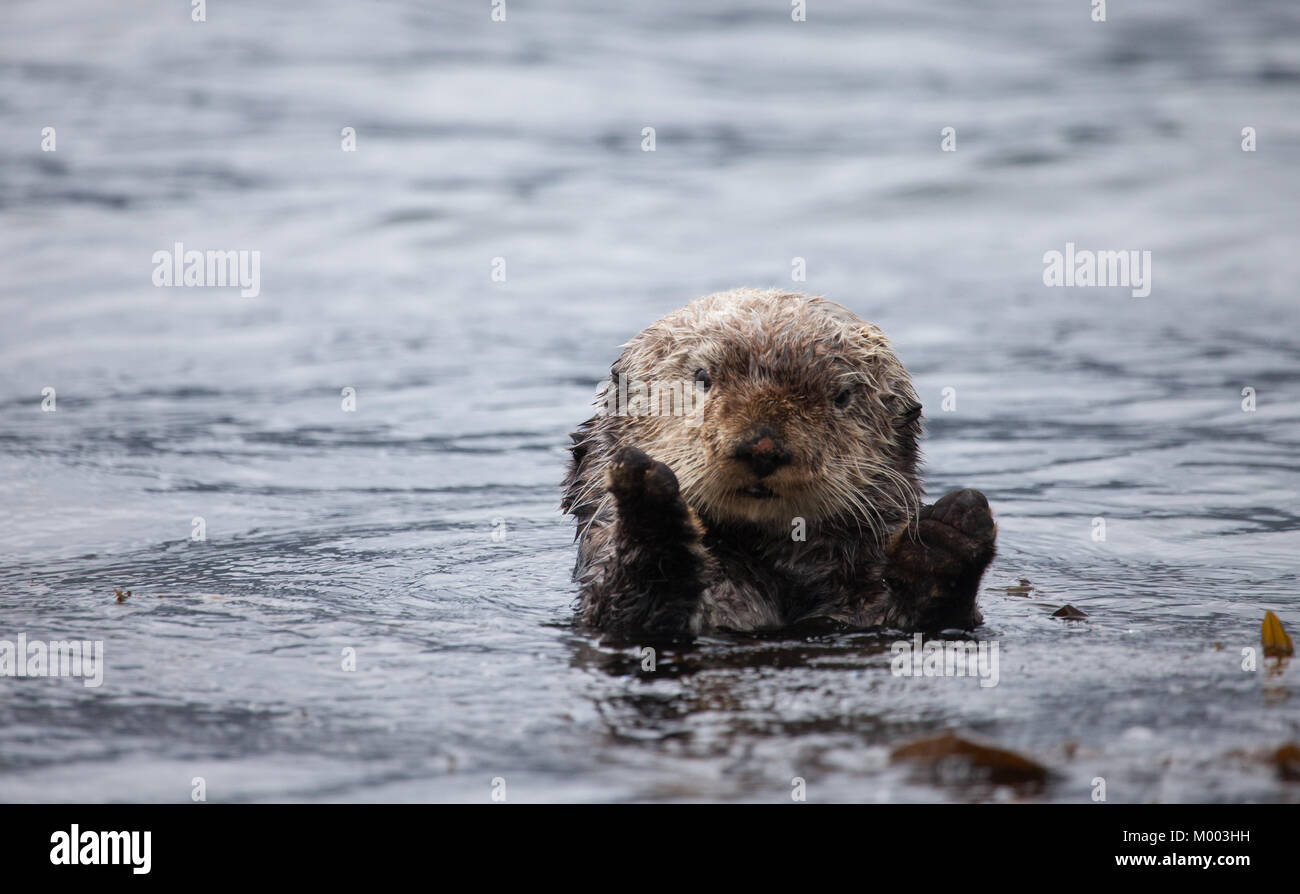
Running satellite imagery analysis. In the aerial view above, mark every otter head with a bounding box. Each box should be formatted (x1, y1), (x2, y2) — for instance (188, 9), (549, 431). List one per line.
(608, 289), (923, 538)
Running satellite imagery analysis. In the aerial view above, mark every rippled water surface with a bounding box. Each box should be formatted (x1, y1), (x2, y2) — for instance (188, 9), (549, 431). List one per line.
(1, 0), (1298, 802)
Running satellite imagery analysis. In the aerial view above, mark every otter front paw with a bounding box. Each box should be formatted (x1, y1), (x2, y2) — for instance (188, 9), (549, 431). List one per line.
(885, 488), (996, 630)
(592, 447), (709, 637)
(606, 446), (680, 508)
(605, 446), (698, 541)
(916, 488), (996, 571)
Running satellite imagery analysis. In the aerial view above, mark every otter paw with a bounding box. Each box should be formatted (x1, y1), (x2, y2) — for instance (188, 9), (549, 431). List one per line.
(891, 488), (996, 578)
(884, 489), (995, 631)
(921, 488), (995, 553)
(606, 446), (681, 508)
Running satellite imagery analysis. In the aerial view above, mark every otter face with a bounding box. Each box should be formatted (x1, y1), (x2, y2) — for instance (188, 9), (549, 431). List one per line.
(611, 290), (923, 537)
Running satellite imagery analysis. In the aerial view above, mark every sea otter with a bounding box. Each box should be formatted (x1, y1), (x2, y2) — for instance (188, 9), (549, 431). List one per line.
(561, 288), (995, 637)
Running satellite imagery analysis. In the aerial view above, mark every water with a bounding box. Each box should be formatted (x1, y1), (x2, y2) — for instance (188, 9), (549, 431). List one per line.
(1, 0), (1297, 802)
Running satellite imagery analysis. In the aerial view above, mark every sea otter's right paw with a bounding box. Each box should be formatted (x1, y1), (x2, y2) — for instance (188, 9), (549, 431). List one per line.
(606, 446), (681, 510)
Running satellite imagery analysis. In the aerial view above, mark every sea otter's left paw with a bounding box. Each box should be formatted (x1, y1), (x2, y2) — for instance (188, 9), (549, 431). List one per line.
(919, 488), (996, 567)
(889, 489), (996, 584)
(884, 490), (995, 630)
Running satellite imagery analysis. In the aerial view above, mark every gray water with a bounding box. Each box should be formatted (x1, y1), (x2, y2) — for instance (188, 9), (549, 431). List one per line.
(1, 0), (1298, 802)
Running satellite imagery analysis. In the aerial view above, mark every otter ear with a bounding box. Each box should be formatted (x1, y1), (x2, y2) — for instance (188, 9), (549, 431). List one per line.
(856, 323), (887, 344)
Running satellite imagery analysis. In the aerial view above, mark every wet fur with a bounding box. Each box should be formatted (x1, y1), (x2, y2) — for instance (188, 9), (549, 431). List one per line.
(561, 289), (996, 638)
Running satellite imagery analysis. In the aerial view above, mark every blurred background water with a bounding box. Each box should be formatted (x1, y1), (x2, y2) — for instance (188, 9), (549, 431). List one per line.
(0, 0), (1297, 802)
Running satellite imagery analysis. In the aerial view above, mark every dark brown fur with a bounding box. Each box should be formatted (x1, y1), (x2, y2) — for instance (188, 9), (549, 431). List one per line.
(561, 289), (995, 638)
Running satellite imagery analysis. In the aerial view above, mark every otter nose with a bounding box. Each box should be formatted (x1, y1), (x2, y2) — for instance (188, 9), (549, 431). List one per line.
(733, 426), (791, 478)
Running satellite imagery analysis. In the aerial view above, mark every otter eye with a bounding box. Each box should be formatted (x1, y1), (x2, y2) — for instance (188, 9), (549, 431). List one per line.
(694, 368), (712, 391)
(833, 388), (853, 408)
